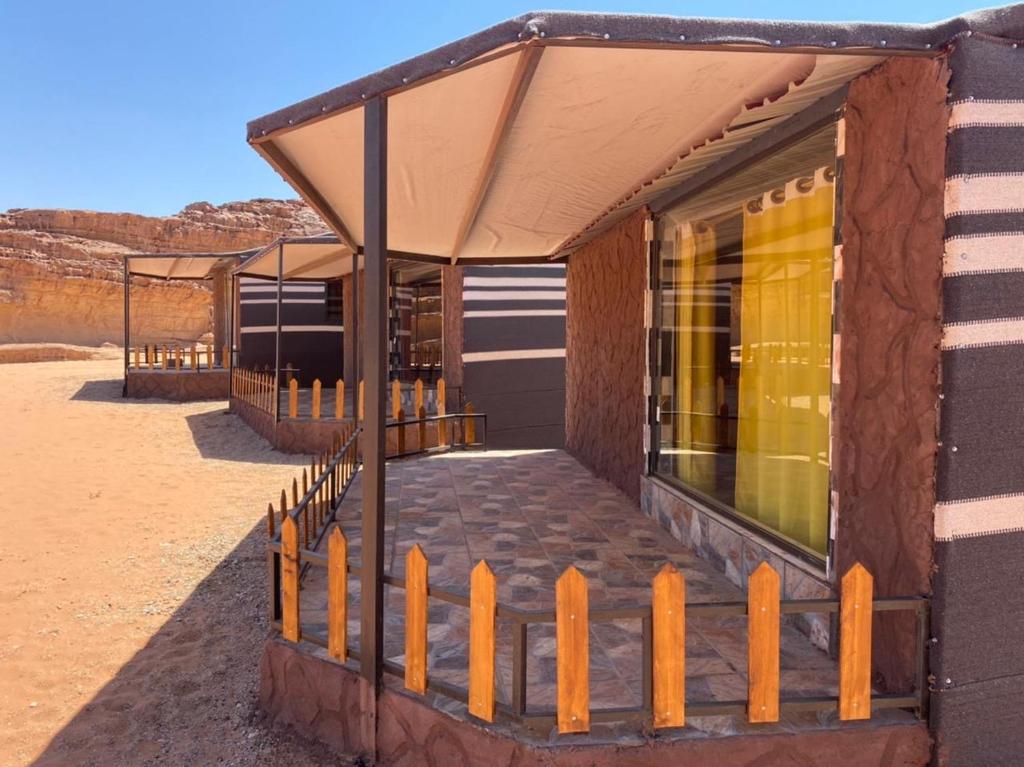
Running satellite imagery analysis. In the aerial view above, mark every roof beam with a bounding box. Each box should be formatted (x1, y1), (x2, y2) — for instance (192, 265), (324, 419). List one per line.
(254, 140), (360, 252)
(282, 249), (350, 280)
(450, 43), (544, 264)
(165, 257), (184, 279)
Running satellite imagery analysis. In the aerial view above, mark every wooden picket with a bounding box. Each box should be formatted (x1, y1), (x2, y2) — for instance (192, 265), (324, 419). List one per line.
(162, 345), (169, 370)
(358, 380), (365, 420)
(280, 489), (288, 528)
(133, 346), (140, 369)
(190, 346), (198, 370)
(328, 528), (348, 662)
(312, 379), (322, 419)
(417, 405), (427, 451)
(336, 379), (345, 419)
(405, 545), (428, 694)
(391, 379), (402, 421)
(289, 378), (298, 418)
(266, 502), (275, 537)
(414, 378), (424, 416)
(437, 378), (448, 447)
(397, 408), (406, 454)
(468, 560), (496, 722)
(747, 562), (780, 723)
(464, 402), (476, 445)
(652, 563), (686, 728)
(222, 344), (229, 368)
(839, 563), (873, 720)
(206, 346), (213, 369)
(556, 566), (589, 733)
(281, 516), (300, 642)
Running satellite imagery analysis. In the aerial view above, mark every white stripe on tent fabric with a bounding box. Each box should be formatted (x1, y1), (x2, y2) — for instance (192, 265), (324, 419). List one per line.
(463, 290), (567, 301)
(240, 299), (326, 305)
(463, 276), (566, 287)
(941, 317), (1024, 349)
(945, 174), (1024, 213)
(462, 348), (566, 363)
(949, 100), (1024, 130)
(936, 494), (1024, 540)
(240, 284), (325, 293)
(241, 325), (344, 333)
(944, 234), (1024, 275)
(464, 309), (567, 318)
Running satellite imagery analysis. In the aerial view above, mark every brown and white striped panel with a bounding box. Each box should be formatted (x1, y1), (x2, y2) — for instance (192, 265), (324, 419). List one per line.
(938, 35), (1024, 541)
(931, 34), (1024, 758)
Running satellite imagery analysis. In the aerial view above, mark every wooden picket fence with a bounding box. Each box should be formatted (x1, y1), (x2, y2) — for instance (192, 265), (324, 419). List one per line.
(131, 344), (228, 371)
(269, 427), (361, 600)
(269, 544), (929, 734)
(232, 367), (276, 415)
(282, 375), (446, 422)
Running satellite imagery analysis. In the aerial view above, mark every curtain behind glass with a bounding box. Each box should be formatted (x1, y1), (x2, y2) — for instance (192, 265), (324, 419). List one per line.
(673, 222), (718, 494)
(735, 169), (833, 554)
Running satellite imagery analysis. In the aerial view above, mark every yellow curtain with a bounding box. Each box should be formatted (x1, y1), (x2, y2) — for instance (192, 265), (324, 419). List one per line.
(673, 222), (718, 493)
(735, 174), (833, 554)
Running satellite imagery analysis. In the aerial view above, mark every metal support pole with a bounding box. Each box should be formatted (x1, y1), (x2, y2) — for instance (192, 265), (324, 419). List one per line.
(361, 95), (388, 689)
(122, 258), (130, 397)
(274, 244), (284, 421)
(352, 250), (360, 423)
(228, 274), (236, 398)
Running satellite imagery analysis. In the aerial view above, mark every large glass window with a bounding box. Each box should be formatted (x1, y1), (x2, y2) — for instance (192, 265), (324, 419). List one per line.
(653, 125), (837, 557)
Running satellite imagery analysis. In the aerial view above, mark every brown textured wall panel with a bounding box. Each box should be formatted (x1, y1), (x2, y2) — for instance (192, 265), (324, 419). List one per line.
(835, 57), (948, 690)
(261, 638), (931, 766)
(565, 209), (647, 500)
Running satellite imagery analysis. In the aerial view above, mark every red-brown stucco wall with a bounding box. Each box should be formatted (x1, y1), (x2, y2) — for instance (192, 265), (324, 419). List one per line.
(565, 210), (648, 500)
(834, 56), (948, 690)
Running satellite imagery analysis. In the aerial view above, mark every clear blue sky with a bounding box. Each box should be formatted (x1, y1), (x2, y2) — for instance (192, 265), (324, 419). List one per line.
(1, 0), (986, 216)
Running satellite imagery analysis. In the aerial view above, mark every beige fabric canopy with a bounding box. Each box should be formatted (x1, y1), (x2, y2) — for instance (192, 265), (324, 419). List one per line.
(126, 252), (250, 280)
(245, 12), (918, 262)
(234, 233), (354, 280)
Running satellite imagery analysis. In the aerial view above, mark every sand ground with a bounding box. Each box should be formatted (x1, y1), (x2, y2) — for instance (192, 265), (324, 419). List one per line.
(0, 357), (350, 766)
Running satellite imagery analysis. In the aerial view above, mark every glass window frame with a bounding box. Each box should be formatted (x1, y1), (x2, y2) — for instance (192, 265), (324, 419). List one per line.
(647, 119), (841, 570)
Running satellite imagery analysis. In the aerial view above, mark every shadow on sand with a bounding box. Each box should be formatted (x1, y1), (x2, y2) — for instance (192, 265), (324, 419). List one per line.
(30, 515), (345, 766)
(185, 410), (285, 463)
(70, 378), (132, 403)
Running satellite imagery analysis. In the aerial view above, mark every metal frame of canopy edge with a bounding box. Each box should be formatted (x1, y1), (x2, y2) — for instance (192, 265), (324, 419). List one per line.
(243, 8), (1024, 269)
(122, 251), (252, 397)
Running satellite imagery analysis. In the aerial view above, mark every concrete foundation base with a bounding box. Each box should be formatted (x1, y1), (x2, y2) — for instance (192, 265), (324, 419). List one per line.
(260, 638), (931, 767)
(125, 369), (229, 401)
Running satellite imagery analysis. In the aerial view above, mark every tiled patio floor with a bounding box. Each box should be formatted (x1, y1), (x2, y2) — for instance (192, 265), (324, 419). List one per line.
(296, 449), (843, 737)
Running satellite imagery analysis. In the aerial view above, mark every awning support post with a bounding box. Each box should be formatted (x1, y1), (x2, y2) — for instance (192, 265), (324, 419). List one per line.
(123, 258), (130, 398)
(274, 243), (284, 421)
(360, 95), (388, 723)
(352, 250), (360, 418)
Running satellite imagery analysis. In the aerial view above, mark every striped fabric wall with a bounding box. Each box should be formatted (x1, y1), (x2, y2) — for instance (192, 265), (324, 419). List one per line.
(932, 34), (1024, 763)
(460, 264), (567, 448)
(238, 276), (343, 384)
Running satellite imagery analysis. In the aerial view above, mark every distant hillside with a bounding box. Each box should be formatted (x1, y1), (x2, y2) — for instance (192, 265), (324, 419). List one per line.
(0, 199), (323, 346)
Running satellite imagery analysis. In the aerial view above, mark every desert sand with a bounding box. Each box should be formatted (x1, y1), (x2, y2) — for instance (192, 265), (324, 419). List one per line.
(0, 356), (347, 766)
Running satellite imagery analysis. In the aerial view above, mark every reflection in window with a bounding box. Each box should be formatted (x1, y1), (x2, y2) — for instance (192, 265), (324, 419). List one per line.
(655, 126), (836, 555)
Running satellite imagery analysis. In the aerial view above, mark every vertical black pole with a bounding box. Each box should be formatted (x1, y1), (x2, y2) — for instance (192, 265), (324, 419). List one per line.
(361, 96), (387, 688)
(274, 243), (284, 421)
(228, 273), (236, 397)
(123, 257), (129, 397)
(352, 251), (360, 424)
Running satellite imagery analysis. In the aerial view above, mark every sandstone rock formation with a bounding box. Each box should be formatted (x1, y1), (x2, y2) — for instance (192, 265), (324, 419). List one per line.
(0, 199), (322, 346)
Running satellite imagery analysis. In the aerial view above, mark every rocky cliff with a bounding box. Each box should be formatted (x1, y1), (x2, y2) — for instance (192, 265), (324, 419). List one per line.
(0, 199), (323, 346)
